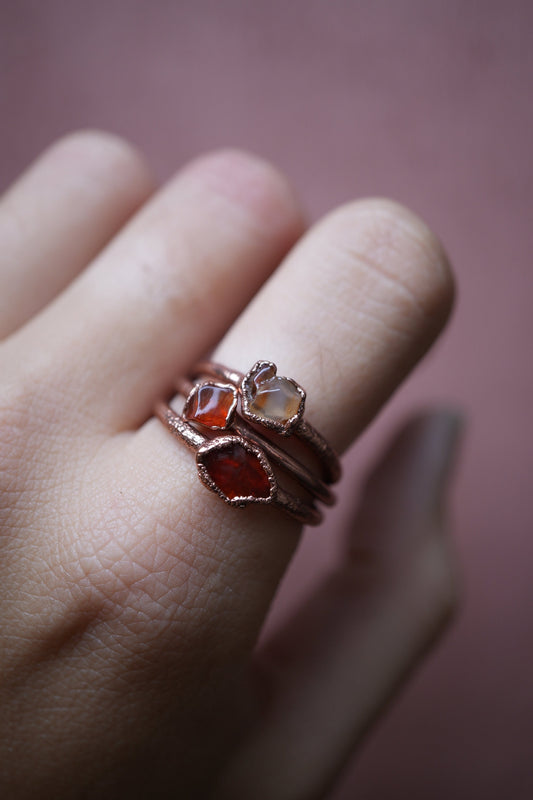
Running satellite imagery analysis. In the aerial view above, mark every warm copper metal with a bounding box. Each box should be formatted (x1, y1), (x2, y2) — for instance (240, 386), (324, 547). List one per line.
(155, 401), (322, 525)
(176, 377), (335, 506)
(155, 359), (341, 527)
(193, 360), (342, 483)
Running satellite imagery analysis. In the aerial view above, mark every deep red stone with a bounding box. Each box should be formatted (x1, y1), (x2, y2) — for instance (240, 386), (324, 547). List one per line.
(202, 442), (271, 500)
(185, 383), (235, 428)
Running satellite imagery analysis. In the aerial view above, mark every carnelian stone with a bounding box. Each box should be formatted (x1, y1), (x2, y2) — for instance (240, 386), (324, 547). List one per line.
(202, 442), (271, 500)
(185, 384), (235, 428)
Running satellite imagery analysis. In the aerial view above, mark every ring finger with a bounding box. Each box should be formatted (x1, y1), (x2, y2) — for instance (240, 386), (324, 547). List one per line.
(130, 197), (455, 644)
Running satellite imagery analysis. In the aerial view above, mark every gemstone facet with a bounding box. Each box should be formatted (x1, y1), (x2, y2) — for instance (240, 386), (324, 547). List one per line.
(242, 361), (305, 433)
(184, 382), (237, 429)
(197, 438), (274, 502)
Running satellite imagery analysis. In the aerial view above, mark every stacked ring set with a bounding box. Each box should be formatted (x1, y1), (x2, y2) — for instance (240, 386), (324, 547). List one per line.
(155, 360), (341, 525)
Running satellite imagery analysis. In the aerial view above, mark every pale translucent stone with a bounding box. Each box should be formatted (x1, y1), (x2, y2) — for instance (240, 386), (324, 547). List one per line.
(249, 376), (302, 422)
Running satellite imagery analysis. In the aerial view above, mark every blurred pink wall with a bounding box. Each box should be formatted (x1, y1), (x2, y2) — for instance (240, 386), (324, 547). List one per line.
(1, 1), (532, 797)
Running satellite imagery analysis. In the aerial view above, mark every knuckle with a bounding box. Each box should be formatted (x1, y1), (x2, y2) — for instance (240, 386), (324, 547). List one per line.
(0, 361), (29, 445)
(0, 377), (31, 503)
(378, 199), (455, 324)
(321, 197), (456, 332)
(0, 353), (70, 491)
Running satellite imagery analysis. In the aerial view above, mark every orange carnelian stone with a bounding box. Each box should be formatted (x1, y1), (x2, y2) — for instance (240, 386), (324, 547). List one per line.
(203, 442), (271, 499)
(185, 384), (235, 429)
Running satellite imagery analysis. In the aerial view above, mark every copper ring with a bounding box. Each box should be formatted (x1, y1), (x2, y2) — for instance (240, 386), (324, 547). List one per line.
(193, 360), (341, 483)
(176, 378), (334, 506)
(154, 360), (341, 526)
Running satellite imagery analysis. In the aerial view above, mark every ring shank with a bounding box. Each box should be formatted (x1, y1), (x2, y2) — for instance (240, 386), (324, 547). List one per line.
(194, 361), (341, 483)
(175, 377), (335, 506)
(155, 401), (323, 525)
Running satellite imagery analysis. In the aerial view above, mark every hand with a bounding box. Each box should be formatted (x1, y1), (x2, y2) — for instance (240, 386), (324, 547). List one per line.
(0, 132), (460, 799)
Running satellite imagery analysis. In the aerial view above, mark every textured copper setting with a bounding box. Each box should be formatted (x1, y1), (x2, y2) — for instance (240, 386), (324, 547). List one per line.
(155, 402), (323, 524)
(183, 381), (237, 430)
(197, 435), (275, 504)
(194, 360), (341, 484)
(155, 359), (341, 526)
(177, 377), (335, 506)
(241, 360), (306, 434)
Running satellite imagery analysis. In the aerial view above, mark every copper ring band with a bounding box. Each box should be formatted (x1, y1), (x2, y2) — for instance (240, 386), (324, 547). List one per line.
(155, 360), (341, 526)
(155, 402), (323, 525)
(193, 360), (341, 483)
(176, 378), (335, 506)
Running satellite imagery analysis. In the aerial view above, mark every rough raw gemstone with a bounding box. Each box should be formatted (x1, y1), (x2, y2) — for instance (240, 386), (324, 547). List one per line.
(202, 442), (271, 499)
(249, 364), (302, 423)
(185, 383), (235, 428)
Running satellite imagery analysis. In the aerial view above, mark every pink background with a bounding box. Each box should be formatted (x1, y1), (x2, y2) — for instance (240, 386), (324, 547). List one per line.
(1, 2), (532, 797)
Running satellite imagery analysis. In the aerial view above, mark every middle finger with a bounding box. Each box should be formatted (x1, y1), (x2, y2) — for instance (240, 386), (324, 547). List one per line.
(2, 149), (304, 434)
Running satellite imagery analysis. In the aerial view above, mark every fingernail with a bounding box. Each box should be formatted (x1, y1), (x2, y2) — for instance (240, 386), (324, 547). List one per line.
(420, 408), (465, 515)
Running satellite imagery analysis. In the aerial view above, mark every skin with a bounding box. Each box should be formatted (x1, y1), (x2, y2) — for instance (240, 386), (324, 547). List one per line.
(0, 131), (461, 799)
